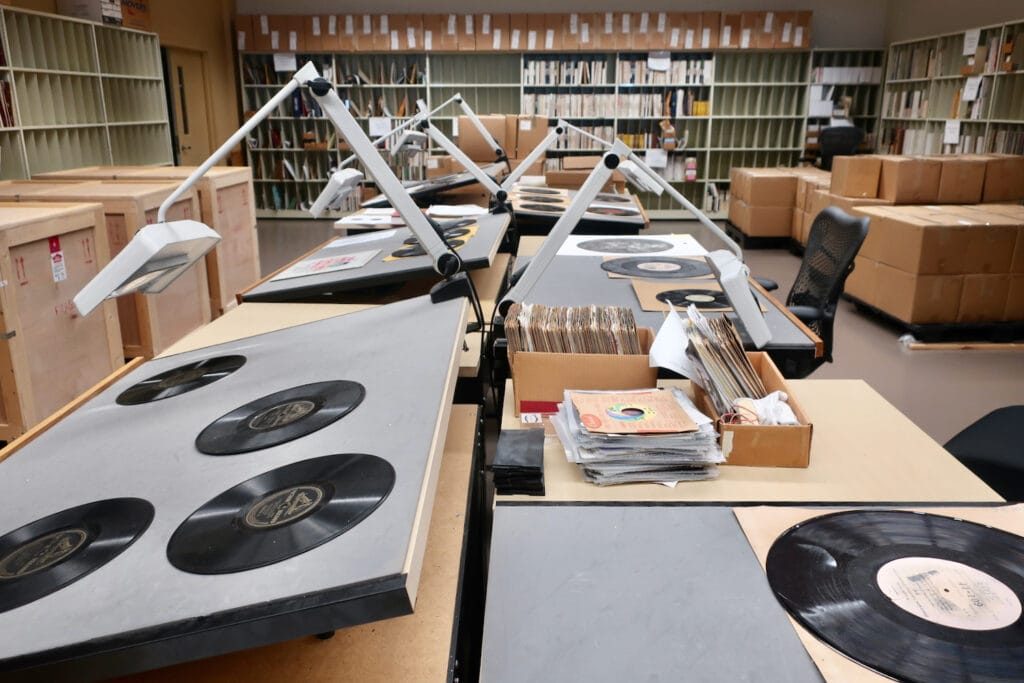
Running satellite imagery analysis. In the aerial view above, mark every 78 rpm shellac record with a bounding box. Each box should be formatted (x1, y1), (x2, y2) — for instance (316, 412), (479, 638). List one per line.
(577, 238), (674, 255)
(516, 187), (562, 195)
(116, 355), (246, 405)
(519, 203), (564, 213)
(166, 454), (395, 574)
(0, 498), (154, 613)
(766, 509), (1024, 683)
(656, 289), (730, 309)
(593, 192), (632, 203)
(586, 206), (639, 217)
(392, 239), (465, 259)
(602, 256), (714, 279)
(195, 380), (365, 455)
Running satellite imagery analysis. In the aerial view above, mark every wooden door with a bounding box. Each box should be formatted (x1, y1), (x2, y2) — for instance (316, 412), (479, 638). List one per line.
(166, 48), (213, 165)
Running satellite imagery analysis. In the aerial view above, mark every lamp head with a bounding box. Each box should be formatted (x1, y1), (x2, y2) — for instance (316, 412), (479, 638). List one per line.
(617, 159), (664, 195)
(310, 168), (364, 218)
(392, 130), (428, 159)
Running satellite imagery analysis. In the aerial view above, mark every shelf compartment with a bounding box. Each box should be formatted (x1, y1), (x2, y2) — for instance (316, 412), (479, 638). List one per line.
(108, 123), (173, 165)
(96, 26), (161, 77)
(13, 72), (104, 126)
(23, 126), (109, 173)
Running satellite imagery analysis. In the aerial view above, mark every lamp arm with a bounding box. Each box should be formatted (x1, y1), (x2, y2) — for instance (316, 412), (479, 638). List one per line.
(457, 96), (504, 159)
(421, 120), (506, 201)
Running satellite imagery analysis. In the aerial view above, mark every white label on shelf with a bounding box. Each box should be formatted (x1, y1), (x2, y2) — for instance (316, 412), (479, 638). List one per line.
(528, 30), (537, 50)
(963, 75), (983, 101)
(963, 28), (981, 56)
(482, 14), (491, 34)
(289, 31), (297, 51)
(741, 29), (750, 48)
(944, 119), (962, 145)
(657, 13), (667, 33)
(49, 237), (66, 283)
(345, 15), (354, 35)
(390, 30), (399, 50)
(369, 117), (392, 136)
(362, 15), (371, 35)
(407, 27), (416, 48)
(425, 30), (433, 50)
(427, 158), (440, 169)
(447, 14), (456, 35)
(237, 30), (245, 50)
(380, 15), (388, 34)
(581, 23), (590, 44)
(270, 31), (279, 50)
(640, 13), (649, 33)
(646, 148), (668, 168)
(545, 29), (554, 49)
(701, 27), (711, 48)
(794, 26), (804, 47)
(493, 28), (502, 49)
(670, 28), (680, 48)
(604, 13), (613, 34)
(684, 29), (694, 49)
(722, 26), (732, 46)
(764, 12), (774, 32)
(328, 16), (337, 35)
(569, 14), (578, 34)
(260, 15), (268, 34)
(511, 29), (521, 49)
(622, 14), (630, 34)
(312, 17), (321, 36)
(520, 119), (533, 130)
(273, 52), (296, 72)
(782, 22), (792, 43)
(465, 15), (473, 34)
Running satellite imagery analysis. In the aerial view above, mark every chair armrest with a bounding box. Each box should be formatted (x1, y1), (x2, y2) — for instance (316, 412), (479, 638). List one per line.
(788, 305), (825, 324)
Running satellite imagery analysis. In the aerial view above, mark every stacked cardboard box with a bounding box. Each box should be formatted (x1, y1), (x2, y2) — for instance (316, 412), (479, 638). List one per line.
(727, 168), (797, 238)
(789, 167), (831, 244)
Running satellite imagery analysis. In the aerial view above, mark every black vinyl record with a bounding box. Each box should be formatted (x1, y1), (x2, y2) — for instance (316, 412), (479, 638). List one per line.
(767, 509), (1024, 683)
(520, 195), (563, 204)
(602, 256), (714, 279)
(167, 453), (395, 574)
(195, 380), (365, 455)
(438, 218), (475, 230)
(392, 238), (465, 258)
(116, 356), (247, 405)
(402, 227), (470, 246)
(594, 192), (632, 203)
(519, 203), (563, 213)
(586, 206), (640, 217)
(516, 187), (562, 196)
(577, 238), (675, 255)
(656, 289), (730, 309)
(0, 498), (154, 613)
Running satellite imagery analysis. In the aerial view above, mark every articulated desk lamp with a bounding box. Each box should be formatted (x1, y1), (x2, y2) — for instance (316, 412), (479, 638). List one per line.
(498, 122), (772, 349)
(75, 62), (482, 321)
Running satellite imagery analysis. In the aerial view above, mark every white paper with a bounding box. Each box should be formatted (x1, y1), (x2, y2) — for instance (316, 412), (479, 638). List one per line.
(648, 52), (671, 72)
(545, 29), (554, 50)
(723, 26), (732, 46)
(650, 305), (697, 377)
(407, 27), (416, 48)
(528, 30), (537, 50)
(581, 23), (590, 44)
(447, 14), (456, 35)
(380, 15), (388, 34)
(685, 29), (694, 49)
(764, 12), (774, 32)
(288, 31), (297, 51)
(944, 119), (961, 145)
(237, 30), (245, 50)
(465, 15), (473, 34)
(963, 28), (981, 56)
(511, 29), (521, 49)
(362, 15), (371, 35)
(273, 52), (296, 72)
(622, 14), (630, 33)
(390, 30), (398, 50)
(482, 14), (491, 34)
(669, 28), (680, 48)
(493, 29), (502, 49)
(794, 26), (804, 47)
(520, 119), (533, 131)
(259, 15), (268, 34)
(741, 29), (751, 49)
(427, 204), (488, 217)
(270, 30), (279, 50)
(326, 228), (399, 244)
(701, 27), (711, 48)
(556, 234), (708, 258)
(272, 249), (380, 282)
(657, 13), (666, 32)
(569, 13), (578, 35)
(640, 13), (649, 33)
(963, 75), (983, 101)
(328, 16), (337, 35)
(368, 117), (392, 137)
(645, 148), (668, 169)
(344, 15), (354, 35)
(312, 17), (321, 36)
(425, 30), (433, 50)
(782, 22), (792, 43)
(604, 13), (613, 34)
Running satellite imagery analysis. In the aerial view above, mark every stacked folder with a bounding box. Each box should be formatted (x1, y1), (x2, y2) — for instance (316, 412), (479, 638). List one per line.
(493, 429), (546, 495)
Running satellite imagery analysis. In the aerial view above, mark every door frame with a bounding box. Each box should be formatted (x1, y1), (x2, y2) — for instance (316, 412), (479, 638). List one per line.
(161, 46), (217, 165)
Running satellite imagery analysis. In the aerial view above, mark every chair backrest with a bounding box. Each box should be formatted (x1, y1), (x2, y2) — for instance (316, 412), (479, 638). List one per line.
(787, 206), (870, 362)
(819, 126), (864, 171)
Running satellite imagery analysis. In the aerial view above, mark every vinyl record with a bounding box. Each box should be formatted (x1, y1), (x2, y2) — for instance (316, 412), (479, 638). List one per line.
(577, 238), (675, 255)
(167, 453), (395, 574)
(438, 218), (476, 230)
(516, 187), (562, 196)
(767, 509), (1024, 683)
(656, 289), (730, 309)
(520, 195), (563, 204)
(402, 228), (470, 245)
(594, 192), (632, 203)
(116, 356), (247, 405)
(392, 239), (465, 258)
(195, 380), (365, 455)
(602, 256), (714, 279)
(0, 498), (154, 613)
(586, 206), (640, 217)
(519, 203), (564, 213)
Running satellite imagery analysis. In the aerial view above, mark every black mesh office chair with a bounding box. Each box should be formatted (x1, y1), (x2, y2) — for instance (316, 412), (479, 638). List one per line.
(777, 206), (869, 378)
(944, 407), (1024, 501)
(817, 126), (864, 171)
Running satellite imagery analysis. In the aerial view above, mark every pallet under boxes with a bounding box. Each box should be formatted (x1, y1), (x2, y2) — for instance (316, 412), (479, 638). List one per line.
(0, 181), (211, 358)
(0, 203), (123, 443)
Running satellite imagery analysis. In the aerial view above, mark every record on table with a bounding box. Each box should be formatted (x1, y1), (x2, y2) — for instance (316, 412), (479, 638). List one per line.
(602, 256), (714, 279)
(116, 356), (247, 405)
(403, 227), (470, 245)
(519, 203), (564, 213)
(516, 187), (563, 196)
(520, 195), (563, 204)
(195, 380), (365, 455)
(577, 238), (675, 255)
(0, 498), (154, 613)
(656, 289), (730, 310)
(438, 218), (476, 230)
(586, 206), (640, 217)
(766, 509), (1024, 683)
(392, 238), (465, 259)
(166, 453), (395, 574)
(594, 192), (632, 203)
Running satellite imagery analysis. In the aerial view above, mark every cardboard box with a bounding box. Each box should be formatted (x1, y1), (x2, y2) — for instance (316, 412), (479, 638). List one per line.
(701, 12), (720, 49)
(58, 0), (121, 24)
(543, 14), (563, 51)
(760, 10), (780, 48)
(436, 188), (490, 208)
(457, 14), (476, 51)
(878, 156), (942, 204)
(1006, 275), (1024, 320)
(874, 263), (962, 324)
(867, 211), (971, 275)
(336, 14), (359, 51)
(830, 156), (881, 198)
(630, 12), (652, 50)
(525, 14), (545, 52)
(512, 115), (549, 158)
(693, 353), (813, 468)
(458, 114), (508, 162)
(720, 12), (742, 49)
(649, 12), (670, 50)
(807, 188), (832, 223)
(826, 193), (893, 217)
(937, 156), (988, 204)
(433, 13), (459, 50)
(561, 13), (581, 50)
(235, 15), (254, 52)
(793, 10), (812, 48)
(796, 172), (831, 212)
(730, 168), (798, 207)
(949, 209), (1018, 273)
(425, 156), (455, 179)
(982, 154), (1024, 202)
(774, 11), (797, 48)
(508, 14), (529, 51)
(739, 12), (764, 49)
(473, 13), (506, 51)
(853, 205), (905, 261)
(119, 0), (150, 30)
(791, 207), (804, 240)
(958, 274), (1011, 323)
(545, 171), (621, 192)
(845, 255), (878, 302)
(729, 199), (793, 237)
(510, 158), (544, 177)
(509, 328), (657, 415)
(801, 209), (816, 244)
(576, 13), (603, 50)
(1014, 226), (1024, 275)
(562, 155), (603, 171)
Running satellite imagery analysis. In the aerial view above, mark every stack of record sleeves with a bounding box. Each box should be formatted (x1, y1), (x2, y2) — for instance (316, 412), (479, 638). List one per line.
(551, 387), (722, 485)
(492, 429), (545, 495)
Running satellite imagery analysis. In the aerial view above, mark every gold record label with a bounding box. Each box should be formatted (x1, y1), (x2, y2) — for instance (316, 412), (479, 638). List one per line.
(248, 400), (317, 431)
(244, 485), (326, 529)
(0, 528), (89, 579)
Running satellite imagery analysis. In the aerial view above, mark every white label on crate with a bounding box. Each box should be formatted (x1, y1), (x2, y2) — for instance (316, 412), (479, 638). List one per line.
(520, 119), (533, 130)
(328, 16), (337, 35)
(391, 30), (399, 50)
(669, 28), (680, 48)
(465, 15), (473, 34)
(621, 14), (630, 33)
(237, 30), (245, 50)
(764, 12), (774, 32)
(380, 15), (388, 34)
(425, 31), (433, 50)
(723, 25), (732, 46)
(604, 13), (613, 34)
(685, 29), (694, 49)
(493, 28), (502, 49)
(581, 23), (590, 44)
(794, 26), (804, 47)
(312, 17), (321, 36)
(639, 13), (649, 33)
(345, 15), (354, 35)
(289, 31), (297, 51)
(657, 13), (666, 32)
(569, 13), (578, 34)
(362, 15), (371, 35)
(407, 27), (416, 48)
(270, 31), (279, 50)
(741, 28), (750, 49)
(528, 30), (536, 50)
(447, 14), (456, 35)
(511, 29), (520, 49)
(701, 27), (711, 48)
(482, 14), (491, 34)
(49, 237), (66, 283)
(545, 29), (554, 50)
(260, 15), (268, 34)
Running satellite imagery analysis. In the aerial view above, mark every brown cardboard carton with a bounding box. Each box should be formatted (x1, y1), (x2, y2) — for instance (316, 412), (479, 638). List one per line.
(545, 171), (621, 192)
(458, 115), (508, 161)
(826, 194), (894, 217)
(401, 15), (423, 51)
(796, 172), (831, 212)
(946, 209), (1018, 273)
(631, 12), (653, 50)
(474, 14), (509, 52)
(1013, 226), (1024, 275)
(562, 13), (581, 51)
(320, 15), (343, 51)
(650, 12), (671, 50)
(235, 15), (254, 52)
(874, 264), (962, 323)
(958, 274), (1011, 322)
(436, 13), (460, 50)
(508, 14), (528, 51)
(739, 12), (764, 49)
(720, 13), (742, 49)
(793, 10), (813, 49)
(265, 15), (288, 52)
(801, 209), (816, 244)
(878, 156), (942, 204)
(251, 14), (272, 51)
(1006, 275), (1024, 320)
(514, 116), (549, 158)
(562, 155), (603, 170)
(974, 203), (1024, 221)
(791, 208), (804, 239)
(982, 154), (1024, 202)
(760, 10), (781, 48)
(425, 156), (455, 179)
(774, 11), (797, 49)
(693, 353), (813, 468)
(730, 168), (798, 207)
(807, 188), (832, 222)
(845, 255), (878, 302)
(510, 158), (544, 177)
(121, 0), (151, 30)
(337, 14), (358, 52)
(542, 14), (563, 51)
(510, 328), (657, 415)
(853, 206), (907, 261)
(525, 14), (545, 52)
(937, 156), (988, 204)
(673, 13), (702, 50)
(457, 14), (476, 51)
(577, 14), (603, 50)
(728, 199), (793, 237)
(303, 15), (324, 51)
(700, 12), (720, 49)
(829, 156), (881, 198)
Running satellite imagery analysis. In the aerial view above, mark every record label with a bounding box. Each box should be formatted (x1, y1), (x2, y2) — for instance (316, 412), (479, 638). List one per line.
(876, 556), (1022, 631)
(249, 400), (317, 430)
(243, 484), (328, 529)
(0, 529), (88, 579)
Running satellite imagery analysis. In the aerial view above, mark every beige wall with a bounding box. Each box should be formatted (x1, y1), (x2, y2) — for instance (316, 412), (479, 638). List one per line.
(886, 1), (1023, 43)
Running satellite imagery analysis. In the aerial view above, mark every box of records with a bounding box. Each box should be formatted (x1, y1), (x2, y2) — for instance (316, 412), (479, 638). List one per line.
(505, 303), (657, 416)
(692, 351), (812, 468)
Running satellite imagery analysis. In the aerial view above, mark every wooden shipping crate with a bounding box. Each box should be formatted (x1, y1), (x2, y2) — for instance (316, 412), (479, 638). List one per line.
(14, 182), (211, 358)
(32, 166), (260, 317)
(0, 203), (123, 443)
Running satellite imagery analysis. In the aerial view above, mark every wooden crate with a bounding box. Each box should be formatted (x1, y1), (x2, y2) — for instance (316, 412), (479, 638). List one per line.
(7, 182), (211, 358)
(33, 166), (260, 317)
(0, 202), (123, 443)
